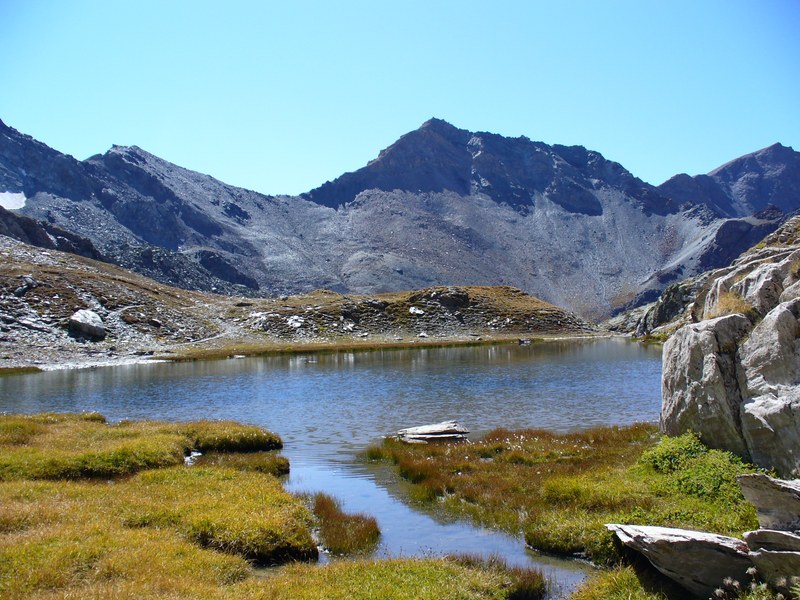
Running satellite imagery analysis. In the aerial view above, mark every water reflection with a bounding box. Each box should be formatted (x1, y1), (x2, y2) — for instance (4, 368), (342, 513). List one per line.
(0, 338), (662, 594)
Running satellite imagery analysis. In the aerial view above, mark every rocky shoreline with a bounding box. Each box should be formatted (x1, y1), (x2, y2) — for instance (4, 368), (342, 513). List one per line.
(0, 235), (597, 372)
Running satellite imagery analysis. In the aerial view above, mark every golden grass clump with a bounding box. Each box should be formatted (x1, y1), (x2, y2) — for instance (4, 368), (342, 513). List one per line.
(230, 556), (545, 600)
(194, 451), (290, 476)
(569, 566), (668, 600)
(311, 493), (380, 555)
(365, 424), (758, 565)
(0, 414), (284, 481)
(709, 290), (754, 319)
(122, 467), (317, 564)
(0, 466), (318, 598)
(178, 420), (283, 453)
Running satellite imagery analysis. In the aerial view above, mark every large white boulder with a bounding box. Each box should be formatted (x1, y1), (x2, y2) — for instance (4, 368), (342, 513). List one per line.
(661, 313), (752, 458)
(68, 309), (106, 341)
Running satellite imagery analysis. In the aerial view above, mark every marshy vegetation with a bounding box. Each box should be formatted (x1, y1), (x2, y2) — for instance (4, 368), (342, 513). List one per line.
(0, 413), (283, 481)
(367, 424), (765, 596)
(310, 492), (381, 555)
(0, 412), (543, 599)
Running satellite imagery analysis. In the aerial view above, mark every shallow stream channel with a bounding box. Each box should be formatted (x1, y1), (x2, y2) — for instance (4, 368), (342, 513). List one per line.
(0, 337), (663, 597)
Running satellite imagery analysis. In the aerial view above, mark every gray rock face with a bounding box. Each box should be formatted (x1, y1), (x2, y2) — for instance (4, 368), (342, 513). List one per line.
(744, 529), (800, 552)
(68, 309), (106, 341)
(658, 143), (800, 218)
(661, 218), (800, 476)
(2, 118), (797, 320)
(606, 524), (752, 597)
(749, 550), (800, 591)
(661, 313), (753, 458)
(737, 474), (800, 531)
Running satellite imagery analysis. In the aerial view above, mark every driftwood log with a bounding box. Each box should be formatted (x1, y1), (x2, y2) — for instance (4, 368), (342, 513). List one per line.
(396, 420), (469, 444)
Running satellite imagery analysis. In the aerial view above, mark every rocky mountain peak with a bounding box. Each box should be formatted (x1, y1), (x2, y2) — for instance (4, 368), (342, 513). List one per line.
(305, 119), (676, 216)
(658, 143), (800, 218)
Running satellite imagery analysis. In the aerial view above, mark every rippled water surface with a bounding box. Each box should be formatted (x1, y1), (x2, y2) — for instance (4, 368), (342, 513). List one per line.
(0, 338), (662, 594)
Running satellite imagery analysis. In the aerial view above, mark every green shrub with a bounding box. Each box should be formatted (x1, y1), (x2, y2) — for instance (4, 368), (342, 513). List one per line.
(638, 432), (707, 473)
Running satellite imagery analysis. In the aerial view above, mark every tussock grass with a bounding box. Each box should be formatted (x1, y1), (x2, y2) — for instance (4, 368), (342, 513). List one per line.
(570, 566), (668, 600)
(125, 467), (317, 564)
(0, 413), (283, 480)
(449, 554), (547, 600)
(311, 493), (380, 555)
(709, 290), (754, 319)
(194, 451), (290, 476)
(366, 425), (759, 565)
(232, 556), (543, 600)
(178, 420), (282, 453)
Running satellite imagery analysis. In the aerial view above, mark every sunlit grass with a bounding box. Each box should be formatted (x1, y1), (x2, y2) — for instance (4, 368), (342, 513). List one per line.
(178, 420), (282, 453)
(365, 425), (759, 565)
(311, 493), (380, 555)
(194, 451), (290, 476)
(233, 556), (545, 600)
(0, 413), (284, 480)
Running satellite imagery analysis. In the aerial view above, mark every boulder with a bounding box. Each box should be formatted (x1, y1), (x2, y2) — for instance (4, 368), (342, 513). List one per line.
(732, 262), (788, 317)
(661, 313), (752, 459)
(734, 300), (800, 476)
(749, 550), (800, 591)
(606, 524), (752, 597)
(744, 529), (800, 552)
(737, 474), (800, 531)
(68, 309), (106, 341)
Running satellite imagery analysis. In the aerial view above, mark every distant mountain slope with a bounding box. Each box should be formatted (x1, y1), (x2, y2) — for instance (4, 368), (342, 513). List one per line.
(1, 117), (797, 319)
(658, 143), (800, 217)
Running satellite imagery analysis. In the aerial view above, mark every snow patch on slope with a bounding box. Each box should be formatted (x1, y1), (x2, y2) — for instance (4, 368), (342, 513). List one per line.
(0, 191), (26, 209)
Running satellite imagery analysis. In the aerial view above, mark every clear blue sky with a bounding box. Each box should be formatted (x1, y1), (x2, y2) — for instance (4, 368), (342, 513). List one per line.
(1, 1), (798, 195)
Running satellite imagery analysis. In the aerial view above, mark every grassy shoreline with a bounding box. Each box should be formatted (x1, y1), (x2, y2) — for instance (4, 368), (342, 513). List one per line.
(0, 413), (548, 599)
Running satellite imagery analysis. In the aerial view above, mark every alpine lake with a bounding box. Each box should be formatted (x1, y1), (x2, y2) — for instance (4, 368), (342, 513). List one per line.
(0, 337), (663, 595)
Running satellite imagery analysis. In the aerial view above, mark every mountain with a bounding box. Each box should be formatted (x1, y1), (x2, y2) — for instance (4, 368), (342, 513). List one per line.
(1, 117), (797, 320)
(658, 143), (800, 218)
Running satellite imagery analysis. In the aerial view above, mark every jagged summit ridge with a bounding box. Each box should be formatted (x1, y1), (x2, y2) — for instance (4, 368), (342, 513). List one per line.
(305, 118), (677, 216)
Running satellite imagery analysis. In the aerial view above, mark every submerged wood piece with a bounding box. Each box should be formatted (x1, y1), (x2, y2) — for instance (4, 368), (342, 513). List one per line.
(396, 420), (469, 443)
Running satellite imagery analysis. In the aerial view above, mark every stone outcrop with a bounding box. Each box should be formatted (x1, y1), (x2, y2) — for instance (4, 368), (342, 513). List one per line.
(606, 524), (752, 597)
(661, 216), (800, 476)
(608, 474), (800, 596)
(661, 313), (753, 459)
(737, 474), (800, 531)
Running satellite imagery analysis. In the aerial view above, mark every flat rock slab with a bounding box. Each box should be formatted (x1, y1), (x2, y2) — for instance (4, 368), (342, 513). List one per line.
(750, 550), (800, 590)
(737, 474), (800, 530)
(744, 529), (800, 552)
(396, 420), (469, 443)
(607, 524), (752, 597)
